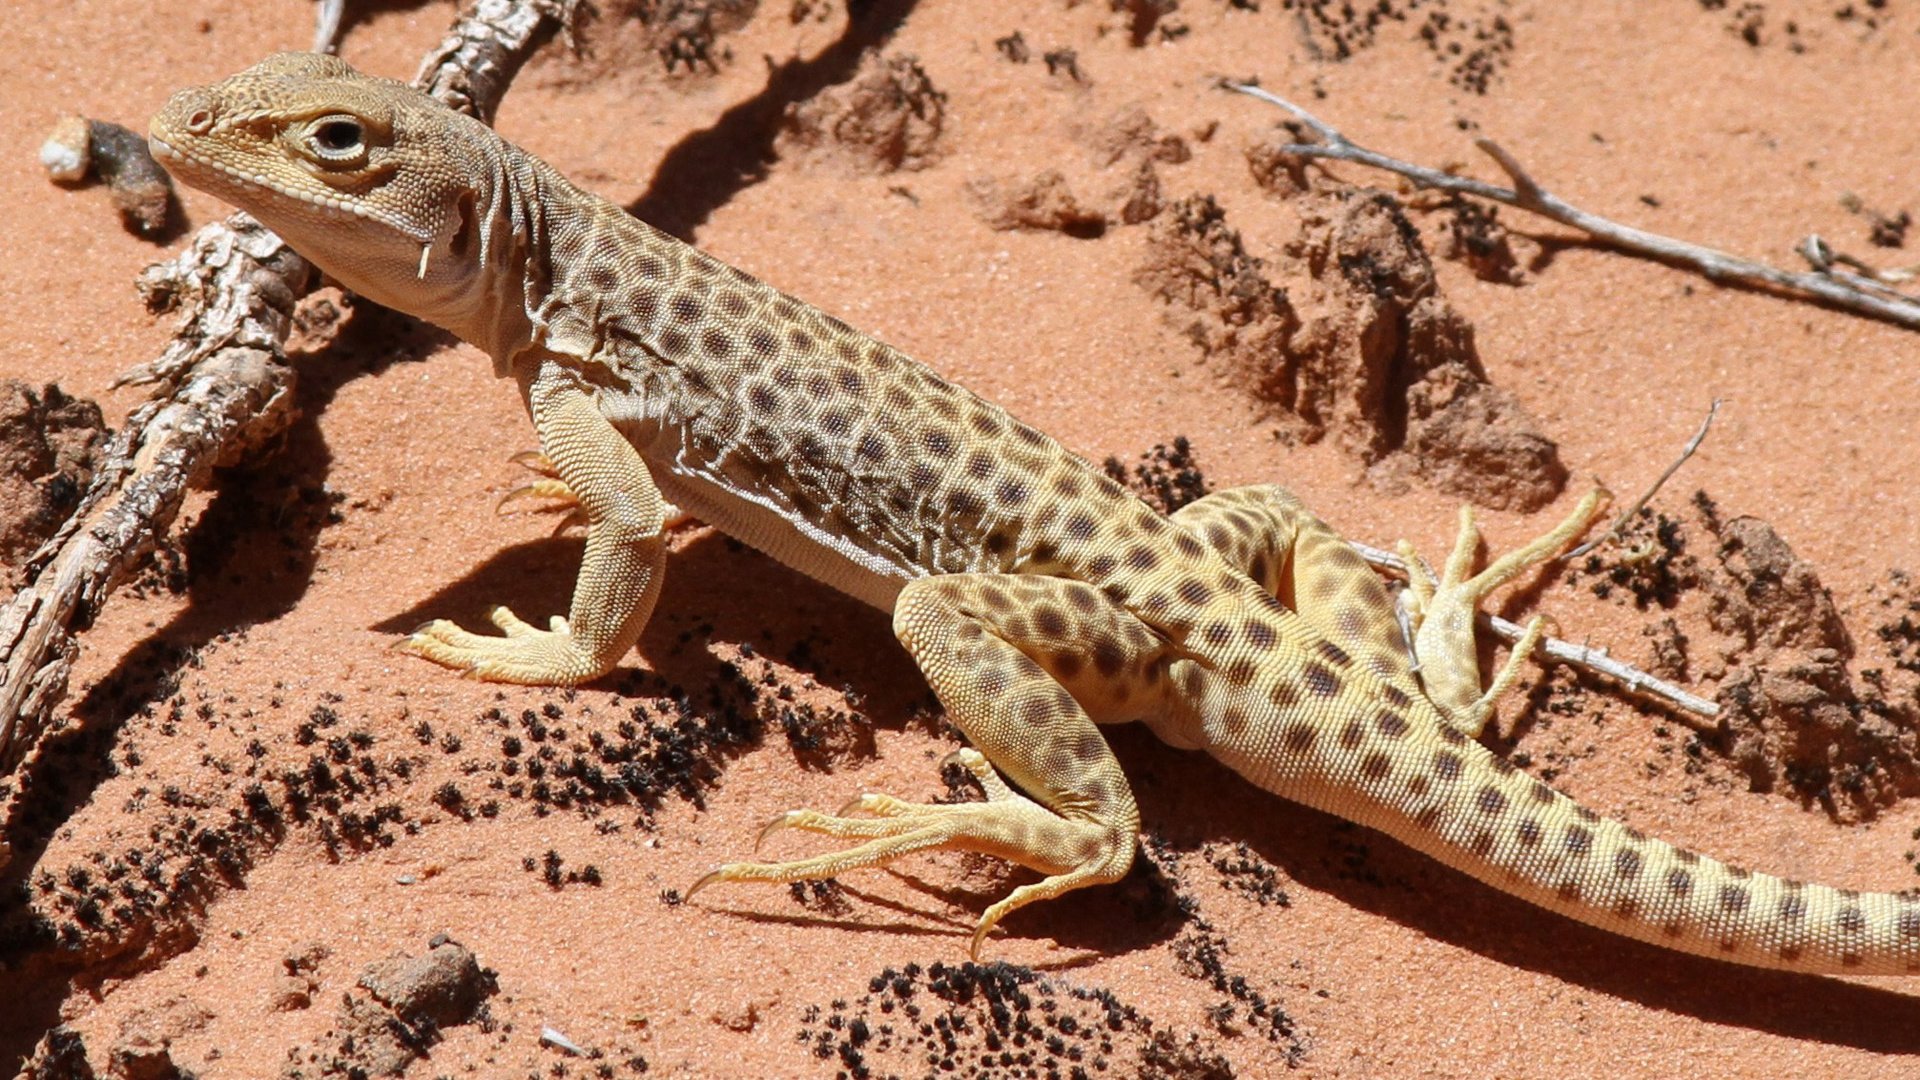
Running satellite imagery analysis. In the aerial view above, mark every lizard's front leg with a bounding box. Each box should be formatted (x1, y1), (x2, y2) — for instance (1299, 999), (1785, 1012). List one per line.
(399, 360), (669, 684)
(692, 574), (1162, 955)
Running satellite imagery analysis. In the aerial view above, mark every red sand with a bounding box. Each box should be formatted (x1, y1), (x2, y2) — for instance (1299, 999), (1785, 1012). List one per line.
(5, 1), (1920, 1077)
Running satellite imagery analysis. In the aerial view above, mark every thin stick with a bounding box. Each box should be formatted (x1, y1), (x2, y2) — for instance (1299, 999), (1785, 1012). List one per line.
(0, 0), (578, 845)
(1223, 82), (1920, 332)
(314, 0), (346, 53)
(1566, 399), (1719, 559)
(1351, 541), (1722, 722)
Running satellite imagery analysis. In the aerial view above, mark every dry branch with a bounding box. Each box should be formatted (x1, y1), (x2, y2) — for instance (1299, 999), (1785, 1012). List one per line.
(0, 0), (577, 856)
(1225, 82), (1920, 332)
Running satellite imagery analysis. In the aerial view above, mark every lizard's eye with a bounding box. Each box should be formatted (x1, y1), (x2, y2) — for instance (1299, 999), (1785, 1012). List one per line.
(307, 116), (367, 162)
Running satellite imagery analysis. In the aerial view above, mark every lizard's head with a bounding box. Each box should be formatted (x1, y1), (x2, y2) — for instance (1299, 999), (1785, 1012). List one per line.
(151, 52), (494, 314)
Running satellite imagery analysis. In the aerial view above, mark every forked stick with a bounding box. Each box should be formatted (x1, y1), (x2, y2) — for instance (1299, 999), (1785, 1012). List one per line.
(1224, 81), (1920, 331)
(0, 0), (578, 817)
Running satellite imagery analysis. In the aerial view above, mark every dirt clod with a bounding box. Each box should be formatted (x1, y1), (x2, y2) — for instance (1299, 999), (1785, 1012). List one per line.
(614, 0), (758, 73)
(0, 380), (107, 584)
(1703, 516), (1919, 819)
(1581, 499), (1920, 821)
(18, 1026), (95, 1080)
(1143, 185), (1563, 509)
(971, 170), (1109, 236)
(284, 938), (496, 1078)
(973, 107), (1185, 235)
(780, 50), (947, 172)
(1136, 194), (1299, 404)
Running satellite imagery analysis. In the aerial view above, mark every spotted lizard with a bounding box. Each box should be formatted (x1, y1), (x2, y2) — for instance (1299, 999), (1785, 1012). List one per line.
(149, 53), (1920, 974)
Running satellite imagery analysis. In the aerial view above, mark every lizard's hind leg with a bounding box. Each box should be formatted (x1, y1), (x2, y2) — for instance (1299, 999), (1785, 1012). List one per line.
(1172, 485), (1412, 687)
(692, 574), (1165, 955)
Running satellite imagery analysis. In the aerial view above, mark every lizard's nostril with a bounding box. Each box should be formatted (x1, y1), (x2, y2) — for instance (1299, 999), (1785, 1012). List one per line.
(185, 108), (215, 134)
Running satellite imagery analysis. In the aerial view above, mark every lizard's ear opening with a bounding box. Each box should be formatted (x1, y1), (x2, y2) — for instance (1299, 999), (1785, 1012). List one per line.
(447, 188), (479, 261)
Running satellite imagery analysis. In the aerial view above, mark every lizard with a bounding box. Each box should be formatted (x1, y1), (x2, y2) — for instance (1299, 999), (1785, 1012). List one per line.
(148, 52), (1920, 974)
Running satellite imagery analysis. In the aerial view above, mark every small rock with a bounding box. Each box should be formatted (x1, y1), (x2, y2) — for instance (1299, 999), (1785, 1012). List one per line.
(283, 940), (332, 975)
(108, 1045), (192, 1080)
(267, 975), (313, 1012)
(358, 940), (490, 1027)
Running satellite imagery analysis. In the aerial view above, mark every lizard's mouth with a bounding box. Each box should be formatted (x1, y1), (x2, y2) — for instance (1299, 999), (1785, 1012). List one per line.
(146, 125), (431, 243)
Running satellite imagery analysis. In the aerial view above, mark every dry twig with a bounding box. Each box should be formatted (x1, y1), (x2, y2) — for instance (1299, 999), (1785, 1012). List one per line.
(1224, 82), (1920, 332)
(1566, 399), (1719, 559)
(314, 0), (347, 54)
(0, 0), (578, 858)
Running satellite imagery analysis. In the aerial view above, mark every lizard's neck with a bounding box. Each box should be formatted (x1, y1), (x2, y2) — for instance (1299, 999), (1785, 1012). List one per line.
(447, 145), (549, 376)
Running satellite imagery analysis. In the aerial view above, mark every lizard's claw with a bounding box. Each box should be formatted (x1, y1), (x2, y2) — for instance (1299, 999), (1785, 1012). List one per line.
(396, 606), (603, 684)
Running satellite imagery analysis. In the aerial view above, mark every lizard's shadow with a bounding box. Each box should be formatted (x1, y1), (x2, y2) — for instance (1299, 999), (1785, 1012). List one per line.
(373, 529), (1187, 957)
(371, 532), (1920, 1047)
(626, 0), (921, 239)
(1153, 746), (1920, 1052)
(373, 528), (929, 720)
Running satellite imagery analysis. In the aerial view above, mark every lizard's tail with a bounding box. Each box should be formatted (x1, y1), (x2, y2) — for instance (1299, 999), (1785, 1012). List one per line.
(1215, 703), (1920, 975)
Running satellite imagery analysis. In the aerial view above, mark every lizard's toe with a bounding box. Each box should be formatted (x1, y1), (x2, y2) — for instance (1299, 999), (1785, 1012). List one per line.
(395, 613), (607, 685)
(691, 781), (1134, 952)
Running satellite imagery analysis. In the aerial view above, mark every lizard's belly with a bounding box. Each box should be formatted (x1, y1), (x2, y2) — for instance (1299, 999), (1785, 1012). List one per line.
(645, 454), (915, 614)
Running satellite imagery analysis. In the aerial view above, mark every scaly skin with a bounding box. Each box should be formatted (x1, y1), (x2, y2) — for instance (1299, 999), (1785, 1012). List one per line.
(151, 53), (1920, 972)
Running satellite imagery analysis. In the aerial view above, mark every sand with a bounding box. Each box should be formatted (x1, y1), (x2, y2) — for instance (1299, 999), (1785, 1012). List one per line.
(3, 0), (1920, 1076)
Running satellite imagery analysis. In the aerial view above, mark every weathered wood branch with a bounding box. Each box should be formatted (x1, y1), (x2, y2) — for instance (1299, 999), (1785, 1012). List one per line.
(1225, 82), (1920, 332)
(0, 0), (578, 860)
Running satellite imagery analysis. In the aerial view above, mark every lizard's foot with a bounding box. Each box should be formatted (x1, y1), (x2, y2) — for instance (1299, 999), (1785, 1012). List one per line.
(398, 606), (610, 684)
(1401, 487), (1608, 732)
(497, 451), (587, 533)
(689, 750), (1135, 956)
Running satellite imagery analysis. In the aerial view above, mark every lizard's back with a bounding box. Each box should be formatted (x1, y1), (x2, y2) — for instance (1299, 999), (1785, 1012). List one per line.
(543, 194), (1182, 614)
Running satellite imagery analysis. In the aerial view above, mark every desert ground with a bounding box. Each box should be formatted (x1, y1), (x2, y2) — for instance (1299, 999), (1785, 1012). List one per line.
(4, 0), (1920, 1077)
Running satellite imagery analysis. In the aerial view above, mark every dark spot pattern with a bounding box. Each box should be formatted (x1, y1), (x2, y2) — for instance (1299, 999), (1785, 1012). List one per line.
(1339, 720), (1364, 749)
(1303, 664), (1341, 697)
(1613, 849), (1641, 880)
